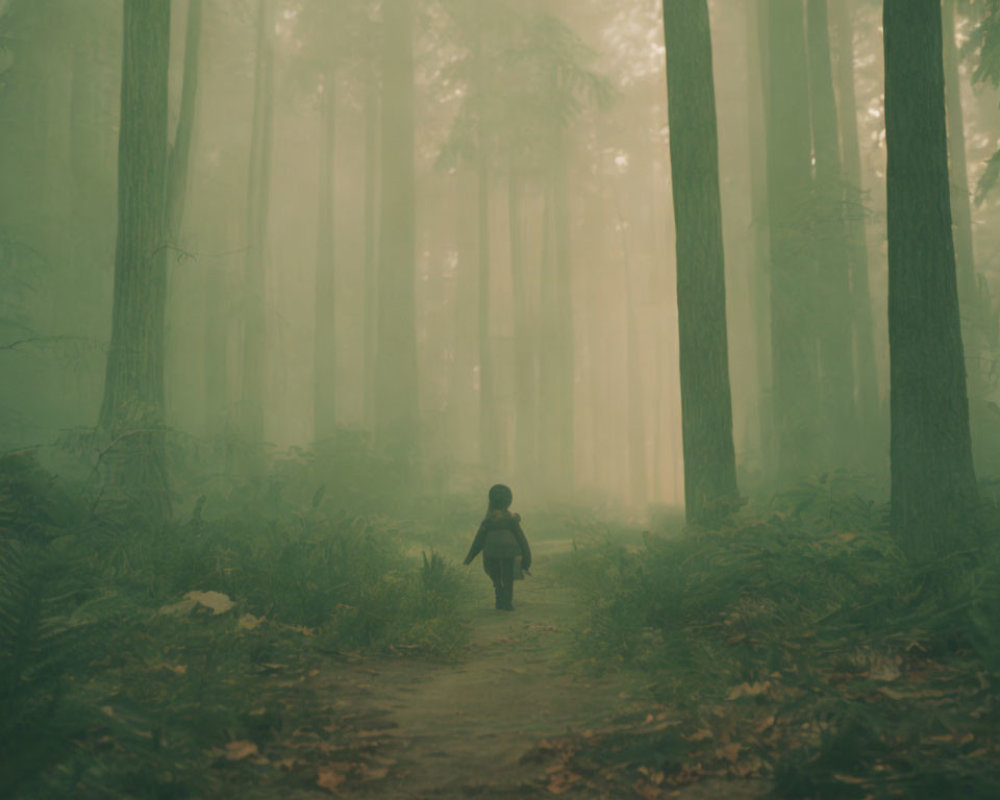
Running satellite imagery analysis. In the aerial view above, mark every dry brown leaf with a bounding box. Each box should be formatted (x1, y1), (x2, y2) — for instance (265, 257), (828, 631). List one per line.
(317, 766), (346, 792)
(238, 613), (264, 630)
(833, 773), (865, 784)
(687, 728), (713, 742)
(223, 740), (259, 761)
(728, 681), (771, 700)
(716, 742), (741, 763)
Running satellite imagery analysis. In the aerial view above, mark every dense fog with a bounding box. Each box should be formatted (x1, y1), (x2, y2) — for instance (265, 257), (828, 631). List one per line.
(4, 1), (1000, 797)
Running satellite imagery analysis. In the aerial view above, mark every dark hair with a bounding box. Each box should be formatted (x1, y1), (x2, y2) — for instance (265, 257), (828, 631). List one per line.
(487, 483), (513, 511)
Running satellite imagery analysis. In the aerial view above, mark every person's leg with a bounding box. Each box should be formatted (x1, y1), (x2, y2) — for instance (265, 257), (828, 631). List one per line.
(501, 558), (515, 610)
(484, 558), (503, 609)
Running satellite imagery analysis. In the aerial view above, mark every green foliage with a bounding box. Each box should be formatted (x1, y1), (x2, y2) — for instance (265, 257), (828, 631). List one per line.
(0, 453), (471, 797)
(558, 491), (1000, 791)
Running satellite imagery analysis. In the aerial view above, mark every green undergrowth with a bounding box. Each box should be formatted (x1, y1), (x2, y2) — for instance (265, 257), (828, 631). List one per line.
(0, 452), (471, 799)
(555, 478), (1000, 798)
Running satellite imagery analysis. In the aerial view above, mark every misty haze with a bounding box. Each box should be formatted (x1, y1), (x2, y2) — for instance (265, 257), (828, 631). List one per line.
(2, 0), (1000, 797)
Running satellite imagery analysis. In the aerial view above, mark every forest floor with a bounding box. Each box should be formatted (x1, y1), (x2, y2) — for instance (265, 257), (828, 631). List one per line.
(210, 538), (767, 799)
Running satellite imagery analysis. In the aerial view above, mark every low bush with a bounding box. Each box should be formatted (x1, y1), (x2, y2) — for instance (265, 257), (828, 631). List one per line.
(0, 452), (470, 798)
(556, 484), (1000, 795)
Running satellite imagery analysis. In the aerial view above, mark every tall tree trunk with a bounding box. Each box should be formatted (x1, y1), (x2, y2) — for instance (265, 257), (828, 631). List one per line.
(166, 0), (203, 242)
(745, 0), (773, 477)
(240, 0), (274, 449)
(99, 0), (171, 520)
(807, 0), (857, 467)
(615, 194), (648, 511)
(508, 168), (535, 476)
(550, 138), (575, 494)
(663, 0), (739, 524)
(363, 59), (379, 430)
(832, 0), (883, 463)
(942, 0), (983, 406)
(477, 151), (495, 464)
(314, 75), (337, 442)
(883, 0), (978, 559)
(765, 0), (821, 485)
(375, 0), (419, 460)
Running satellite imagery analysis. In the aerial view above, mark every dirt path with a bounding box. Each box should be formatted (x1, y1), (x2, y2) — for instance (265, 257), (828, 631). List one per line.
(314, 558), (765, 799)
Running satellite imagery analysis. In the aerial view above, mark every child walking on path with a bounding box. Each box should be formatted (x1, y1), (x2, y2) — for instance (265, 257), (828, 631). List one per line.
(463, 484), (532, 611)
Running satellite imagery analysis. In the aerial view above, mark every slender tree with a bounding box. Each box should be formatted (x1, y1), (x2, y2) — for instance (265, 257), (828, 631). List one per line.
(883, 0), (978, 558)
(807, 0), (857, 466)
(765, 0), (821, 484)
(99, 0), (171, 518)
(745, 0), (773, 475)
(831, 0), (882, 461)
(374, 0), (419, 459)
(663, 0), (739, 524)
(314, 73), (337, 441)
(240, 0), (275, 449)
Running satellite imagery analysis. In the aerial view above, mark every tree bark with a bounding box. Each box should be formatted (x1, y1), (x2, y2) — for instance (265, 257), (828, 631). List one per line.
(374, 0), (419, 460)
(166, 0), (203, 242)
(883, 0), (978, 559)
(807, 0), (857, 467)
(942, 0), (982, 405)
(99, 0), (172, 520)
(663, 0), (739, 524)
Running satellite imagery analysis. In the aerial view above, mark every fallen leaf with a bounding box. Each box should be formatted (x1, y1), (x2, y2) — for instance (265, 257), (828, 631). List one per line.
(317, 766), (346, 792)
(728, 681), (771, 700)
(833, 773), (865, 784)
(223, 740), (259, 761)
(238, 613), (264, 630)
(687, 728), (713, 742)
(716, 742), (741, 763)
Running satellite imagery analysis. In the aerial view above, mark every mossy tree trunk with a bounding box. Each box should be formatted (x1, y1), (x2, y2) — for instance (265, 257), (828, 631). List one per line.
(98, 0), (172, 520)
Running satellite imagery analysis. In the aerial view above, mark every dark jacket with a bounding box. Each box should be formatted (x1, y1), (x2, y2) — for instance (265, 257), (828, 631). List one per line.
(464, 510), (531, 569)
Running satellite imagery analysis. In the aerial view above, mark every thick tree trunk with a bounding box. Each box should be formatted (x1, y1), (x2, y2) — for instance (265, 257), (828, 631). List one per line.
(807, 0), (857, 467)
(832, 0), (883, 463)
(99, 0), (172, 520)
(663, 0), (739, 524)
(374, 0), (419, 460)
(765, 0), (822, 485)
(942, 0), (983, 406)
(240, 0), (274, 449)
(883, 0), (978, 559)
(314, 76), (337, 442)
